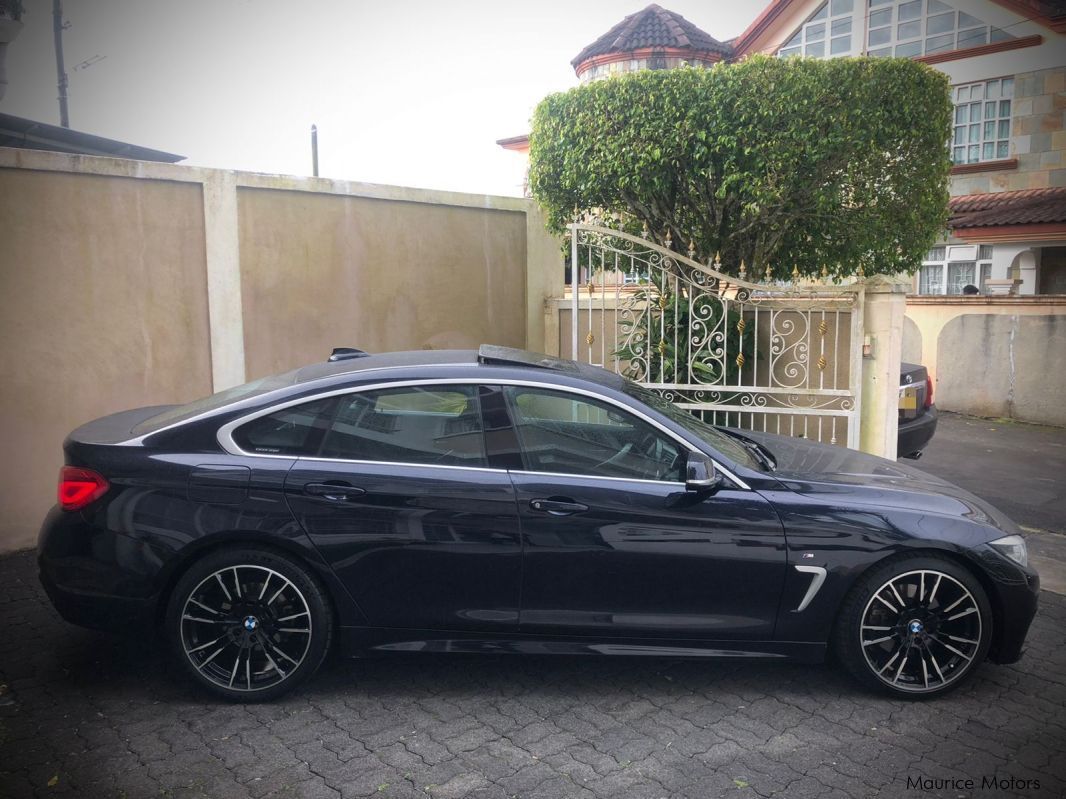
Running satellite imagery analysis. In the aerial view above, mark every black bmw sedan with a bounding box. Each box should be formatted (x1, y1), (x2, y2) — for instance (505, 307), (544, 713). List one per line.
(39, 345), (1039, 701)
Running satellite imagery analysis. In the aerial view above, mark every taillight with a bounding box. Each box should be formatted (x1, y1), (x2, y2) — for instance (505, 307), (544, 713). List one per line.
(924, 377), (934, 409)
(58, 466), (110, 511)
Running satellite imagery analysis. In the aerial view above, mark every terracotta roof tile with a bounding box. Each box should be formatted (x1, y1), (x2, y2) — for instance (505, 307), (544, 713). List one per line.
(572, 4), (731, 68)
(949, 187), (1066, 228)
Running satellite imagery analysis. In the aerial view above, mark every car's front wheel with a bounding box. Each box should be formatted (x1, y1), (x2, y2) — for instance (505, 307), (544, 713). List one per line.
(166, 547), (333, 701)
(834, 554), (992, 698)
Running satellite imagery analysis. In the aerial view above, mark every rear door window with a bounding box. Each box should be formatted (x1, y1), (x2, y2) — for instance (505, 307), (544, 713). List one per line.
(320, 385), (488, 468)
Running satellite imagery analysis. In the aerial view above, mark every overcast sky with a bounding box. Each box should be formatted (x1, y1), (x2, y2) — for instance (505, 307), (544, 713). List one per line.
(2, 0), (767, 196)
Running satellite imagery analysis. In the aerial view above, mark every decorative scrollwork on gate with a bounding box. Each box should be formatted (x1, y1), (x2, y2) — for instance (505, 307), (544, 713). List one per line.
(567, 224), (865, 448)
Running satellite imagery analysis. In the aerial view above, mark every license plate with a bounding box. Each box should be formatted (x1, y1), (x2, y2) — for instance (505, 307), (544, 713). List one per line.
(898, 388), (917, 410)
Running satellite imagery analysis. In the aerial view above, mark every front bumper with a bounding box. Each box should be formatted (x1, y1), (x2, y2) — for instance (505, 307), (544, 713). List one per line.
(978, 548), (1040, 665)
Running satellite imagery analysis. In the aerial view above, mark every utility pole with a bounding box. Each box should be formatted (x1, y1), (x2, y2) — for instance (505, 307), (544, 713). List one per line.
(52, 0), (69, 127)
(311, 124), (319, 177)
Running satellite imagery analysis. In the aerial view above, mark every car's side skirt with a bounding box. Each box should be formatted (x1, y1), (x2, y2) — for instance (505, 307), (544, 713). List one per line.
(338, 627), (826, 663)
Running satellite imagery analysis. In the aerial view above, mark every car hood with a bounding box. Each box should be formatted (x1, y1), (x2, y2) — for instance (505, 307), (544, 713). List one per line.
(740, 430), (1019, 537)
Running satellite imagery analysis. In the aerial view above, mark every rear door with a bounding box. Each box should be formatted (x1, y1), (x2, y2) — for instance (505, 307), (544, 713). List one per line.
(502, 385), (786, 640)
(234, 383), (523, 632)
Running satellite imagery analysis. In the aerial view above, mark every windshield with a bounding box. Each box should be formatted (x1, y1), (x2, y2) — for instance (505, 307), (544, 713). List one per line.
(623, 382), (764, 471)
(130, 371), (300, 436)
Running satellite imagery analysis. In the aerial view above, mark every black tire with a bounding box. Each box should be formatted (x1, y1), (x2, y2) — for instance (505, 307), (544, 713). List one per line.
(165, 547), (334, 702)
(833, 554), (992, 699)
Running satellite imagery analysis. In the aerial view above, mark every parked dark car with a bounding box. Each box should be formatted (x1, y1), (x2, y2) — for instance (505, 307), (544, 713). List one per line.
(39, 346), (1038, 701)
(898, 362), (938, 459)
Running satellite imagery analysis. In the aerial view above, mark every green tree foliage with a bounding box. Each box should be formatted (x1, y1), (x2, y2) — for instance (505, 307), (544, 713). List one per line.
(529, 55), (953, 280)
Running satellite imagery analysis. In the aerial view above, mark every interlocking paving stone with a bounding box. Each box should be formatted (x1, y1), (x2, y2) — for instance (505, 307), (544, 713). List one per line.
(2, 549), (1064, 798)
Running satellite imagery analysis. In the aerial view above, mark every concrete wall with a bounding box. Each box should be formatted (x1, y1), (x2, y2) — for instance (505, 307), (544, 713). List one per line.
(904, 295), (1066, 426)
(0, 148), (561, 554)
(0, 166), (214, 554)
(238, 188), (528, 379)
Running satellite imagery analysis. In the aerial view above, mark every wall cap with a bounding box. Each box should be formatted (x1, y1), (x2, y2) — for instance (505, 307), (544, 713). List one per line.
(863, 274), (910, 293)
(0, 145), (533, 213)
(906, 294), (1066, 306)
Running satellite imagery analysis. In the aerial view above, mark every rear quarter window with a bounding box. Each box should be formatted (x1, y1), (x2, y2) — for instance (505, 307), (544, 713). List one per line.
(231, 398), (336, 455)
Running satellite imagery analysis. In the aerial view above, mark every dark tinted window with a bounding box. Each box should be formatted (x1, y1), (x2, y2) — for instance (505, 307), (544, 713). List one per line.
(320, 386), (487, 467)
(504, 387), (684, 482)
(232, 398), (335, 455)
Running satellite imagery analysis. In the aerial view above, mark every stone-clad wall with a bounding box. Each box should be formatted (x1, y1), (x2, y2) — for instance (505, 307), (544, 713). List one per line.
(950, 65), (1066, 195)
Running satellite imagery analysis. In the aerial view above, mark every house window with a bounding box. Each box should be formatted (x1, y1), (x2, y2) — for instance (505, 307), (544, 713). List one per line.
(866, 0), (1013, 58)
(918, 245), (993, 294)
(952, 78), (1013, 164)
(778, 0), (855, 58)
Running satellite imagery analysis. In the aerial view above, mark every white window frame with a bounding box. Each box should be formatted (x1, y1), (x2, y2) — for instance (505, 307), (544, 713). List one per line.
(865, 0), (1014, 59)
(918, 245), (993, 295)
(952, 78), (1014, 165)
(778, 0), (857, 58)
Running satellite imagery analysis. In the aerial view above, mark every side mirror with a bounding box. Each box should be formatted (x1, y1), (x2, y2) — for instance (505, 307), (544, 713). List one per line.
(685, 451), (722, 493)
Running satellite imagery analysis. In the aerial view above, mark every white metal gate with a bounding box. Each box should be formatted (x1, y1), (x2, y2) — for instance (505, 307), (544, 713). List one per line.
(568, 223), (864, 448)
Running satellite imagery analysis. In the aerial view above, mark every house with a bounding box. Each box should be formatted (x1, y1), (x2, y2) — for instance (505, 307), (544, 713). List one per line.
(499, 0), (1066, 294)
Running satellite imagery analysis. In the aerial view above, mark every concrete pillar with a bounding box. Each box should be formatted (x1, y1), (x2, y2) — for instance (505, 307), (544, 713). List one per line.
(1015, 249), (1040, 296)
(859, 275), (909, 460)
(202, 170), (247, 391)
(523, 202), (564, 354)
(992, 243), (1028, 283)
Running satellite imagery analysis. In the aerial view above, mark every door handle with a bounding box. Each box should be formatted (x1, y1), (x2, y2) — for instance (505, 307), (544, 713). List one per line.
(529, 498), (589, 516)
(303, 482), (366, 501)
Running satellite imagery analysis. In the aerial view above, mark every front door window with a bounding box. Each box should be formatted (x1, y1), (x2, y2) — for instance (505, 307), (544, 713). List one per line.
(502, 386), (684, 482)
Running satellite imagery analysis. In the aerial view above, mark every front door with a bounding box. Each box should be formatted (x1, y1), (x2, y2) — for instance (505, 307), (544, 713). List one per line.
(502, 385), (786, 640)
(253, 383), (522, 632)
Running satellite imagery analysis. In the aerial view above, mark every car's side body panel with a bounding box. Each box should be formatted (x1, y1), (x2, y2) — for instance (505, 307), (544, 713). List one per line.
(510, 472), (787, 639)
(334, 626), (827, 662)
(284, 460), (523, 632)
(39, 445), (365, 629)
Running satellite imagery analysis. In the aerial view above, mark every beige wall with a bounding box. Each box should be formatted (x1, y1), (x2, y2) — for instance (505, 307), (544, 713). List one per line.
(238, 188), (528, 379)
(0, 168), (213, 553)
(904, 295), (1066, 425)
(0, 148), (561, 554)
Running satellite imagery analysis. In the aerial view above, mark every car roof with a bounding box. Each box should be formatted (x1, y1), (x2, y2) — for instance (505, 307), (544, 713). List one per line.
(293, 345), (623, 390)
(293, 349), (478, 383)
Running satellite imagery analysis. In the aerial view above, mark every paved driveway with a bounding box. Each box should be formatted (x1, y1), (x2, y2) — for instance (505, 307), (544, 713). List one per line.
(3, 412), (1065, 799)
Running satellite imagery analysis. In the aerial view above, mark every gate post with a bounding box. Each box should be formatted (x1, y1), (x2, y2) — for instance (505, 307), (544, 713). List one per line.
(859, 274), (908, 460)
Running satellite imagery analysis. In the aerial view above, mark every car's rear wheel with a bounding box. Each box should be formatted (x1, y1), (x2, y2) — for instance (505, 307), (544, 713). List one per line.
(834, 555), (992, 698)
(166, 547), (333, 701)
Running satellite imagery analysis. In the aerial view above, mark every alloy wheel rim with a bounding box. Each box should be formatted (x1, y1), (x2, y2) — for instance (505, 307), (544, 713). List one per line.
(180, 565), (312, 692)
(860, 569), (982, 693)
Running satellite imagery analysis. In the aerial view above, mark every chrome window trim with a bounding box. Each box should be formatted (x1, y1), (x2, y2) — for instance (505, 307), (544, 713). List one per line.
(214, 377), (751, 491)
(509, 469), (686, 488)
(298, 456), (507, 476)
(117, 363), (472, 445)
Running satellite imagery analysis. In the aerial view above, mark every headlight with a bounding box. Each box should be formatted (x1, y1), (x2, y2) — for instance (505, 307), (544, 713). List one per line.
(989, 535), (1028, 568)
